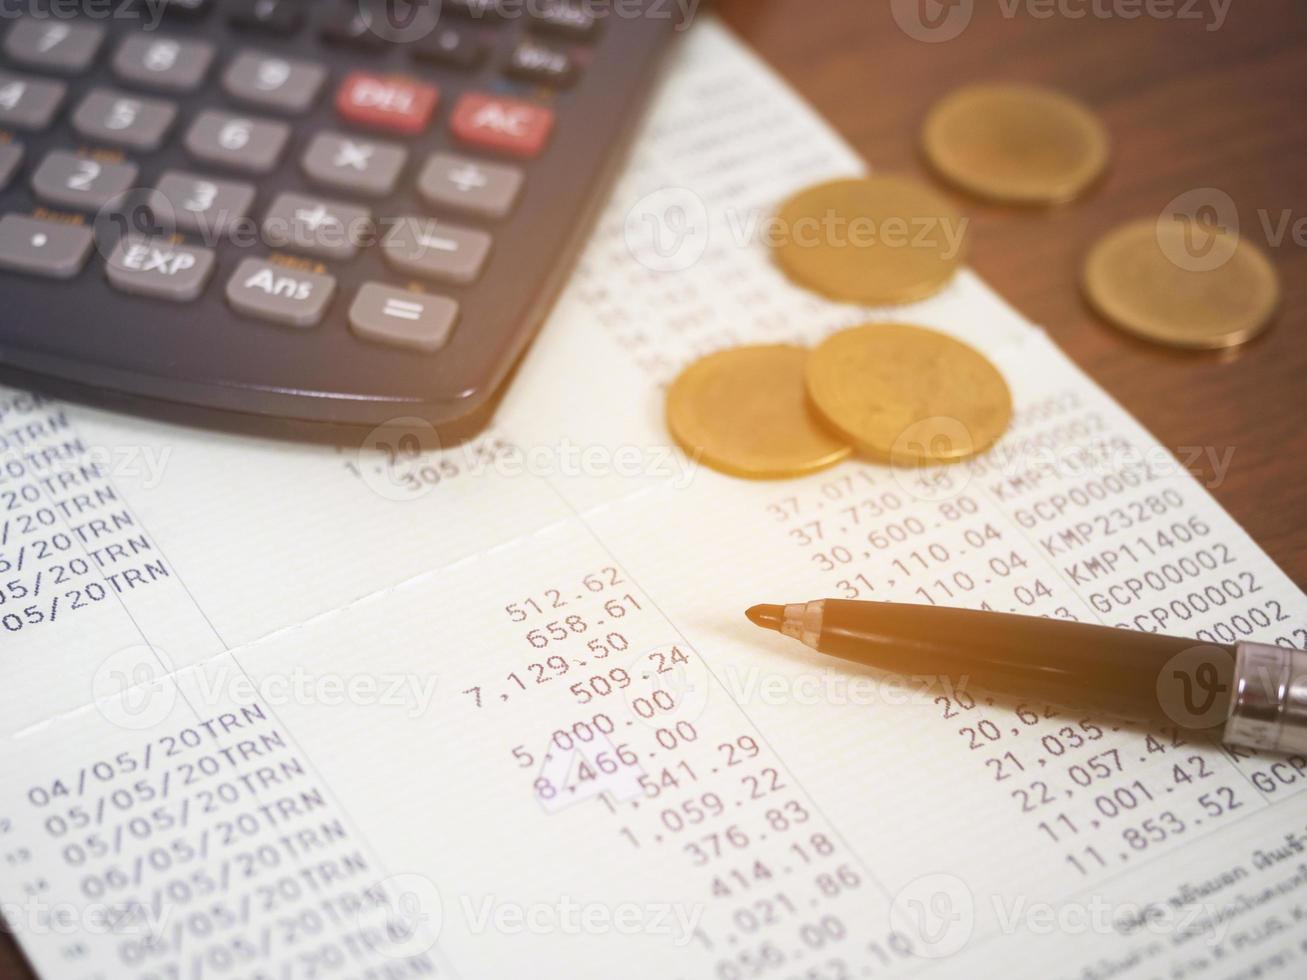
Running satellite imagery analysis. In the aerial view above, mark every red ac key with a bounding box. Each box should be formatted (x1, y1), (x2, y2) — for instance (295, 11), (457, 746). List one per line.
(336, 72), (439, 135)
(450, 93), (555, 159)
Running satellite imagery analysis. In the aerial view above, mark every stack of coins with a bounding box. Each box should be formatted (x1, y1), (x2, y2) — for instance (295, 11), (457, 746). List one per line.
(666, 80), (1279, 480)
(667, 324), (1012, 479)
(668, 168), (1008, 479)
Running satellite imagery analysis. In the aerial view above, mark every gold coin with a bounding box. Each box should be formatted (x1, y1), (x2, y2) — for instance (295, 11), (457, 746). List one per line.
(666, 346), (851, 480)
(922, 84), (1109, 205)
(772, 176), (967, 305)
(1083, 219), (1279, 349)
(806, 323), (1012, 465)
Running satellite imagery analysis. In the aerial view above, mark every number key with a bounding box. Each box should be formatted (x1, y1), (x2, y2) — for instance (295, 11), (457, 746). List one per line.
(0, 143), (23, 191)
(31, 150), (138, 212)
(71, 89), (177, 152)
(184, 110), (290, 174)
(4, 18), (106, 74)
(149, 171), (255, 238)
(0, 70), (66, 131)
(223, 51), (326, 114)
(113, 34), (215, 92)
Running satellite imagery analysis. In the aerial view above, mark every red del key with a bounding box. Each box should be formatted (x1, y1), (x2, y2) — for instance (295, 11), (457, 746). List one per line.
(336, 72), (439, 135)
(450, 93), (555, 159)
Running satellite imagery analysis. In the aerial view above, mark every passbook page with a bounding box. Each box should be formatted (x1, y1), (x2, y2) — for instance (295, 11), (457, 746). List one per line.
(2, 17), (1306, 980)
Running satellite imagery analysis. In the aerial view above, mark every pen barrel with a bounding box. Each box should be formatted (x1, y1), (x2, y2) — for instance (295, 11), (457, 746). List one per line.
(1226, 643), (1307, 755)
(817, 600), (1236, 730)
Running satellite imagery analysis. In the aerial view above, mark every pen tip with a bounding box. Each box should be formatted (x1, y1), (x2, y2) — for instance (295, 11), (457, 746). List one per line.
(745, 604), (785, 631)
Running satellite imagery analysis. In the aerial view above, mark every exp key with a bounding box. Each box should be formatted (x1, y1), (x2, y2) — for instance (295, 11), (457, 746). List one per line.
(106, 236), (215, 302)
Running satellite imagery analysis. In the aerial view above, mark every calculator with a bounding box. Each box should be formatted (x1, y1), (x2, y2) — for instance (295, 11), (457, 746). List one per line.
(0, 0), (682, 427)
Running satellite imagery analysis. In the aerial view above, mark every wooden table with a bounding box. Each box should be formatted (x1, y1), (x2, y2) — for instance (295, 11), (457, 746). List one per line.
(712, 0), (1307, 588)
(1, 2), (1303, 977)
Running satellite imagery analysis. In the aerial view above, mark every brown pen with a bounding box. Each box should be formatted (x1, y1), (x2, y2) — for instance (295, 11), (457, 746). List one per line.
(746, 599), (1307, 755)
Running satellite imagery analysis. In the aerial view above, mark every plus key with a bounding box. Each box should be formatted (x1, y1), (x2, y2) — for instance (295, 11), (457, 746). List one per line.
(336, 72), (438, 135)
(450, 93), (555, 159)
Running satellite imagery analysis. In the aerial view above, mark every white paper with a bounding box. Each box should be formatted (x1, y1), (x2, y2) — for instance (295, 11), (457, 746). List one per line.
(1, 18), (1305, 980)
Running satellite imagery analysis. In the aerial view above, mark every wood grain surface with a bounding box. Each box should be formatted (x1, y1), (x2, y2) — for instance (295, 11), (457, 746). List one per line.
(2, 2), (1304, 976)
(713, 0), (1307, 588)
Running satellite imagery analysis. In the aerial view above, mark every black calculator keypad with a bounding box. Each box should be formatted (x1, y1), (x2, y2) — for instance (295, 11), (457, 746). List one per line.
(0, 1), (680, 426)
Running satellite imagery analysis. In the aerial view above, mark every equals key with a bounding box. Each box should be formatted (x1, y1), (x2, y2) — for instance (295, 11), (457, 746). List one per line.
(349, 283), (459, 353)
